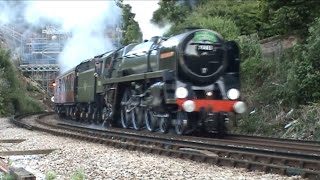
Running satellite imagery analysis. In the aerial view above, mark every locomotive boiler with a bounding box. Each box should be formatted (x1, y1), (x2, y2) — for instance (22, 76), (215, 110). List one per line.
(54, 28), (247, 135)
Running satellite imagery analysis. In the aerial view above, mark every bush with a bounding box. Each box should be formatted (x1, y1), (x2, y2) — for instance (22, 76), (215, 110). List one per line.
(194, 0), (261, 36)
(236, 18), (320, 139)
(1, 174), (15, 180)
(166, 15), (240, 40)
(70, 169), (85, 180)
(233, 103), (287, 136)
(282, 103), (320, 140)
(284, 18), (320, 104)
(185, 16), (240, 40)
(0, 48), (44, 116)
(45, 170), (57, 180)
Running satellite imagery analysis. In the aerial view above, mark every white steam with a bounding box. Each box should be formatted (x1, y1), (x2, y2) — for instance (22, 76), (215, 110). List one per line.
(24, 1), (121, 73)
(0, 1), (121, 73)
(124, 0), (170, 40)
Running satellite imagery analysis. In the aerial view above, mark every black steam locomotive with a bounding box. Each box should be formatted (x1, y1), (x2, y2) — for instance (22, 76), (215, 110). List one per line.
(54, 28), (247, 135)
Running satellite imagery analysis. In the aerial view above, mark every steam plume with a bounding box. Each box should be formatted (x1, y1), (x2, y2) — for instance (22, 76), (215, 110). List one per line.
(124, 0), (170, 40)
(0, 1), (121, 73)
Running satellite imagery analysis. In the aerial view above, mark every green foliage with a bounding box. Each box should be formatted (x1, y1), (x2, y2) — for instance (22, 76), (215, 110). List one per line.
(236, 18), (320, 139)
(164, 14), (240, 41)
(234, 104), (286, 136)
(1, 174), (15, 180)
(152, 0), (200, 26)
(234, 103), (320, 141)
(70, 169), (85, 180)
(195, 0), (261, 35)
(117, 1), (142, 45)
(238, 34), (262, 61)
(282, 104), (320, 140)
(153, 0), (320, 40)
(45, 170), (57, 180)
(261, 0), (320, 38)
(174, 15), (240, 40)
(0, 48), (43, 116)
(288, 18), (320, 103)
(241, 51), (295, 105)
(0, 68), (9, 115)
(153, 0), (261, 37)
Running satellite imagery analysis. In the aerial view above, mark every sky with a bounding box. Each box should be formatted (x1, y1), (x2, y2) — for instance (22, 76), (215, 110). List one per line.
(124, 0), (170, 40)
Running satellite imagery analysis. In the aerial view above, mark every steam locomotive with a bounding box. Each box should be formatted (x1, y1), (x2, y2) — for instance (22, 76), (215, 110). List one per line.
(54, 28), (247, 135)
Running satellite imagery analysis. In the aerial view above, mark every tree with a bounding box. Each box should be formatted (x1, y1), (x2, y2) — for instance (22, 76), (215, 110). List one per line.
(152, 0), (261, 37)
(292, 18), (320, 103)
(195, 0), (262, 36)
(152, 0), (189, 26)
(116, 1), (142, 45)
(261, 0), (320, 38)
(0, 49), (43, 116)
(166, 15), (240, 40)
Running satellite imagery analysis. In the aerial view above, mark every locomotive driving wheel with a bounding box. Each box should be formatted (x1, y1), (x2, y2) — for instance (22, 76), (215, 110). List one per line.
(132, 106), (144, 130)
(85, 111), (92, 123)
(121, 88), (132, 129)
(145, 110), (158, 132)
(92, 108), (101, 124)
(80, 110), (86, 122)
(175, 111), (188, 135)
(65, 107), (70, 118)
(102, 107), (111, 127)
(71, 107), (76, 120)
(67, 107), (72, 119)
(159, 116), (170, 134)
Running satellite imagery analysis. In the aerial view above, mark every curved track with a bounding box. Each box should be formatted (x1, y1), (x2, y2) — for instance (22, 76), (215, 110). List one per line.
(10, 112), (320, 179)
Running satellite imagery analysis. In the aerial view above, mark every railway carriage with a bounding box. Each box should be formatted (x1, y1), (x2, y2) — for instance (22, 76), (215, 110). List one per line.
(54, 28), (247, 135)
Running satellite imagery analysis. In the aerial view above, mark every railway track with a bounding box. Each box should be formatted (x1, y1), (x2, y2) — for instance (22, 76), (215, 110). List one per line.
(10, 112), (320, 179)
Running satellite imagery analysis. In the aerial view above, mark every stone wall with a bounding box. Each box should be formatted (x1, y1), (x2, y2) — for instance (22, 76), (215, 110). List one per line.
(259, 35), (299, 59)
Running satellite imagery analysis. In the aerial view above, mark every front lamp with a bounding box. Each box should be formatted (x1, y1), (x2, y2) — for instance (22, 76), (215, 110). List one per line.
(227, 88), (240, 100)
(175, 87), (188, 98)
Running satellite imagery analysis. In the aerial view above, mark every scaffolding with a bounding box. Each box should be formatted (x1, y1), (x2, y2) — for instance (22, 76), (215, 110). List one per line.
(0, 23), (122, 97)
(0, 24), (64, 97)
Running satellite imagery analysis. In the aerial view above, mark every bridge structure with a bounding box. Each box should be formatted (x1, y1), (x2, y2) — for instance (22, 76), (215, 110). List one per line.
(0, 24), (123, 98)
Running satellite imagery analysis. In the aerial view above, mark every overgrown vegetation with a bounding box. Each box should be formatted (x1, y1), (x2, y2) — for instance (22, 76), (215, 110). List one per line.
(233, 19), (320, 139)
(0, 49), (43, 116)
(116, 0), (142, 45)
(153, 0), (320, 140)
(70, 169), (85, 180)
(0, 174), (15, 180)
(260, 0), (320, 38)
(45, 170), (57, 180)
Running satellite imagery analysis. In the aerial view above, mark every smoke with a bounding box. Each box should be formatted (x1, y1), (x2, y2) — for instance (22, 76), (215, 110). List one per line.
(0, 1), (121, 73)
(0, 1), (26, 24)
(124, 0), (170, 40)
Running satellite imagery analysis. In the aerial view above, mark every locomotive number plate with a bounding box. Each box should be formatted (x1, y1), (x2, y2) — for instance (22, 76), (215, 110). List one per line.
(197, 45), (214, 51)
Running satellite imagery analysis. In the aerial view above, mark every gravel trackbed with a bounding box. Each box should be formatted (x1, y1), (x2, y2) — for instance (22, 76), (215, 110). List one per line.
(0, 118), (303, 180)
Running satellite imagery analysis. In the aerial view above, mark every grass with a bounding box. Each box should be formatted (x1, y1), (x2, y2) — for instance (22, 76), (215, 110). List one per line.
(281, 103), (320, 140)
(1, 174), (15, 180)
(70, 169), (85, 180)
(45, 170), (57, 180)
